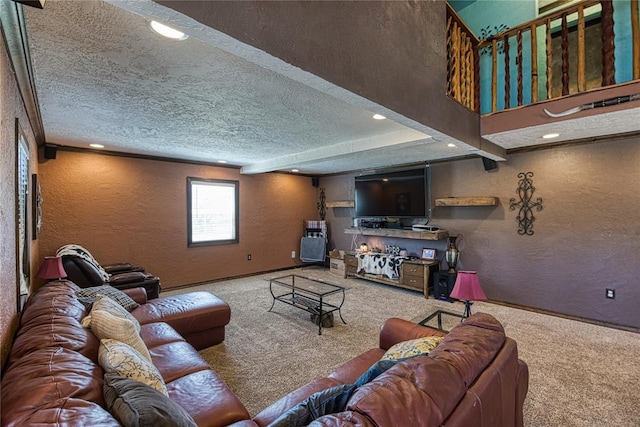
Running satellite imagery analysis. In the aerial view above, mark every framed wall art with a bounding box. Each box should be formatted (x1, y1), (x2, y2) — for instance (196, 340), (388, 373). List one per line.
(421, 248), (436, 260)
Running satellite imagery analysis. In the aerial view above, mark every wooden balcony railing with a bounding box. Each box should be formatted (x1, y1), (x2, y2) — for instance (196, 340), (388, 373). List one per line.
(447, 0), (640, 114)
(446, 5), (480, 113)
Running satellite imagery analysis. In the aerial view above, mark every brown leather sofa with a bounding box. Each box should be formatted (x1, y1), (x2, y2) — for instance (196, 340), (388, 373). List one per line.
(252, 314), (529, 427)
(1, 279), (528, 427)
(1, 280), (244, 427)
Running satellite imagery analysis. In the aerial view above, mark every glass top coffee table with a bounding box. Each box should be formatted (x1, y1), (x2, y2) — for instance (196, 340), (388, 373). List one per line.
(268, 274), (346, 335)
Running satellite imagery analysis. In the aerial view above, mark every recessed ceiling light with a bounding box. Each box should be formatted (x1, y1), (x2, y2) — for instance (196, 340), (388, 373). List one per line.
(89, 144), (104, 149)
(372, 114), (386, 120)
(447, 143), (456, 148)
(218, 160), (227, 164)
(291, 169), (299, 173)
(542, 133), (560, 139)
(150, 21), (188, 40)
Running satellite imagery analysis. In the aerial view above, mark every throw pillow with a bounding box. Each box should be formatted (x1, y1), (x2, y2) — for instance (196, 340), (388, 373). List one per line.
(103, 374), (196, 427)
(82, 293), (141, 332)
(381, 336), (444, 361)
(77, 285), (139, 312)
(99, 338), (168, 396)
(85, 296), (151, 360)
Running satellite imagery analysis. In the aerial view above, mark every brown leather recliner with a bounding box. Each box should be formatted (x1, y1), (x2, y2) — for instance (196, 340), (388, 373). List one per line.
(56, 244), (161, 298)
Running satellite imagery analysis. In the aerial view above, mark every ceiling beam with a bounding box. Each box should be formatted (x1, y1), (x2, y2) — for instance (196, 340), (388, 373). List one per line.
(1, 1), (46, 144)
(241, 129), (432, 174)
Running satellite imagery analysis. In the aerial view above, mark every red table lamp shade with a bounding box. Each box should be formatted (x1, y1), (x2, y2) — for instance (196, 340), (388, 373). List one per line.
(37, 256), (67, 280)
(450, 271), (486, 319)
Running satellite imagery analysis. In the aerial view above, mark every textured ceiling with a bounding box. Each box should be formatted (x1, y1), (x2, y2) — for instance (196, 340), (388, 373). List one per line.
(21, 0), (640, 175)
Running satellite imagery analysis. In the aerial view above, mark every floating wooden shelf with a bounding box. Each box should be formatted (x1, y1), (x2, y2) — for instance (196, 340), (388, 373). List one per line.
(344, 227), (448, 241)
(435, 197), (499, 207)
(326, 200), (355, 208)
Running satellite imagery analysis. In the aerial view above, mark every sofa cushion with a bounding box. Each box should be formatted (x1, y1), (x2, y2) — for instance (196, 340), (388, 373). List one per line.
(380, 336), (444, 361)
(82, 295), (150, 360)
(132, 292), (230, 348)
(428, 312), (506, 387)
(345, 356), (466, 427)
(9, 307), (99, 366)
(147, 341), (212, 383)
(0, 347), (108, 426)
(139, 322), (185, 349)
(167, 370), (251, 427)
(103, 374), (197, 427)
(98, 339), (168, 396)
(77, 285), (139, 311)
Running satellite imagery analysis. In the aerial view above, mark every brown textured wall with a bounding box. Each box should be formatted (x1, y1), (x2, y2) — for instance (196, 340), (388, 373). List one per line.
(38, 151), (318, 289)
(158, 0), (481, 147)
(324, 137), (640, 329)
(1, 31), (40, 372)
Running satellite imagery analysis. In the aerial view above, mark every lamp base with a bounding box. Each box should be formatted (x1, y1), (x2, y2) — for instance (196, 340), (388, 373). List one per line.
(461, 300), (473, 319)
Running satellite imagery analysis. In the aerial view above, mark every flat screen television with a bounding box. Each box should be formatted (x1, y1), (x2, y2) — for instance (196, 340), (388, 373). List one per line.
(355, 167), (428, 218)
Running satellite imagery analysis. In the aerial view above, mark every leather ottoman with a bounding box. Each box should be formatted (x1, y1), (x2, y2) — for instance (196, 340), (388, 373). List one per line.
(133, 291), (231, 350)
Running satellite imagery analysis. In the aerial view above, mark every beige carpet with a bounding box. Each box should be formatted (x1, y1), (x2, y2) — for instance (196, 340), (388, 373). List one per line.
(164, 267), (640, 426)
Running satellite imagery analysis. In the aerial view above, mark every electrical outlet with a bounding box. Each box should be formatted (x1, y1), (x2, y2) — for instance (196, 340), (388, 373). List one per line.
(605, 288), (615, 299)
(291, 251), (296, 259)
(247, 254), (252, 261)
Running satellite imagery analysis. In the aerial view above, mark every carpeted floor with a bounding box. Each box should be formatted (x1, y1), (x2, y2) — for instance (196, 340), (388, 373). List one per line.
(164, 267), (640, 426)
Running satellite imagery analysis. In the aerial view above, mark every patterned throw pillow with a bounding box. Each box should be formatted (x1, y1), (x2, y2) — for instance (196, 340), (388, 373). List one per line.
(99, 339), (168, 396)
(381, 336), (444, 361)
(77, 285), (139, 312)
(82, 294), (141, 332)
(103, 374), (196, 427)
(83, 295), (149, 360)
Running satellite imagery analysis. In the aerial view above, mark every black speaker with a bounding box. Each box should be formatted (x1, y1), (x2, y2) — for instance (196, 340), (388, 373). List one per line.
(482, 157), (498, 171)
(434, 271), (457, 302)
(311, 176), (320, 187)
(44, 144), (57, 160)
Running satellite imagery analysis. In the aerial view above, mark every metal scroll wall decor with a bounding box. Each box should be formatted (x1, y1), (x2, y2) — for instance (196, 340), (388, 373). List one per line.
(509, 172), (543, 235)
(317, 188), (326, 220)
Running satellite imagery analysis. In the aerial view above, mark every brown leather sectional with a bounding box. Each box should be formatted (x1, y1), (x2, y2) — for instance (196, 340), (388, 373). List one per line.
(1, 279), (528, 427)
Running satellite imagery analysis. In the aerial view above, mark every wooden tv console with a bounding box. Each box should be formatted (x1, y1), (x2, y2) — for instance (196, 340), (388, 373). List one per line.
(343, 252), (440, 299)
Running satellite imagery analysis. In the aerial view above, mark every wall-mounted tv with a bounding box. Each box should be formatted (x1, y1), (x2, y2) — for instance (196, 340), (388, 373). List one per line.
(355, 167), (428, 218)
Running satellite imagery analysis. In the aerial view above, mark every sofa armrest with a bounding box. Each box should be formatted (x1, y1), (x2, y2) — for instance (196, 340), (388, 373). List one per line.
(515, 359), (529, 427)
(103, 262), (143, 274)
(123, 287), (148, 305)
(379, 318), (447, 350)
(108, 271), (147, 286)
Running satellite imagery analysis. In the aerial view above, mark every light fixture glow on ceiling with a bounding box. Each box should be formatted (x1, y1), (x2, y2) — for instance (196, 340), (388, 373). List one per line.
(447, 143), (456, 148)
(218, 160), (227, 164)
(150, 21), (188, 40)
(542, 133), (560, 139)
(89, 144), (104, 149)
(291, 169), (299, 173)
(372, 114), (386, 120)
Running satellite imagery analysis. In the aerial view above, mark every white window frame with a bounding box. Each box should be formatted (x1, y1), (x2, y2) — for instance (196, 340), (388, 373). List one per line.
(187, 177), (239, 246)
